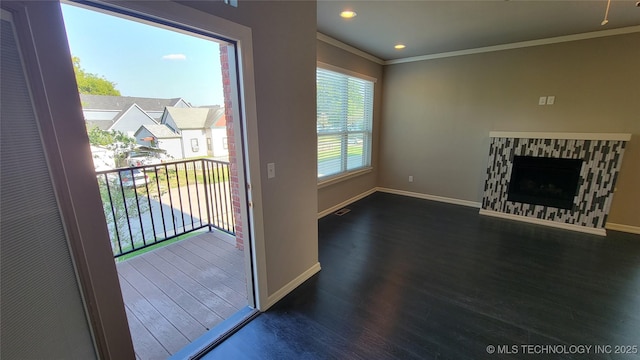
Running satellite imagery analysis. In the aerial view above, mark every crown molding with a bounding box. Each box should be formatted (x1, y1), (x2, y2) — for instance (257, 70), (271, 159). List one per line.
(385, 25), (640, 65)
(316, 32), (384, 65)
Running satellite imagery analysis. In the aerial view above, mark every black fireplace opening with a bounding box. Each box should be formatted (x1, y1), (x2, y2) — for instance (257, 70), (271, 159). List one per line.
(507, 156), (583, 210)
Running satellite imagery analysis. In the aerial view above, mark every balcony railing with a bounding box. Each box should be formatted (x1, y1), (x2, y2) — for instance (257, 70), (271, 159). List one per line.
(95, 159), (235, 258)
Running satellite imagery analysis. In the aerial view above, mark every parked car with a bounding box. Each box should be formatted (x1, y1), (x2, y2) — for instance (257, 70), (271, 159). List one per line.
(125, 151), (157, 167)
(126, 150), (172, 167)
(120, 169), (149, 187)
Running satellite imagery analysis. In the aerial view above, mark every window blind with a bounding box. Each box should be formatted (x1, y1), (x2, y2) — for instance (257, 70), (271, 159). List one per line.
(317, 67), (373, 179)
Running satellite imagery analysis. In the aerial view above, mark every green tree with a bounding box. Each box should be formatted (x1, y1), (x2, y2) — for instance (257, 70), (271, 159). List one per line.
(72, 56), (121, 96)
(87, 127), (136, 167)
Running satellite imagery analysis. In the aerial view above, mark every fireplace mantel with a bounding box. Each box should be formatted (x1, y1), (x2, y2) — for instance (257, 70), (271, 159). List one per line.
(489, 131), (631, 141)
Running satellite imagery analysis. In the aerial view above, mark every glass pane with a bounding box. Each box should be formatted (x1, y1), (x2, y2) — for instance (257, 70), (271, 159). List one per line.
(317, 71), (346, 134)
(347, 78), (366, 131)
(317, 67), (373, 179)
(347, 133), (365, 170)
(318, 135), (343, 178)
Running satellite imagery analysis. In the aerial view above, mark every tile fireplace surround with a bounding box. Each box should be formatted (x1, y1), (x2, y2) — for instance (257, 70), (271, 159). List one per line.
(480, 132), (631, 235)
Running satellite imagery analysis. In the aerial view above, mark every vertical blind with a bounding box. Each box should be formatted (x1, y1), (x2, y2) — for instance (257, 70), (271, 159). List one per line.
(317, 67), (374, 179)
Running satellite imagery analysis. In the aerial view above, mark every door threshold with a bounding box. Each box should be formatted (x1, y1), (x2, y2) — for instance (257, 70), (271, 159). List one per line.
(170, 306), (260, 360)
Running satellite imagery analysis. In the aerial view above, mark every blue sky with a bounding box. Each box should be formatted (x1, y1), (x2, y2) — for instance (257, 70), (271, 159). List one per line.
(61, 4), (224, 107)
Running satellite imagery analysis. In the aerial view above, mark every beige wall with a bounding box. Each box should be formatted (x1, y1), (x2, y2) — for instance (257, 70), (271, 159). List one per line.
(316, 39), (384, 214)
(380, 33), (640, 227)
(182, 1), (319, 295)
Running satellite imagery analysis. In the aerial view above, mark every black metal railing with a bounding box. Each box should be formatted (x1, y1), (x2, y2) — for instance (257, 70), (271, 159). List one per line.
(95, 159), (235, 258)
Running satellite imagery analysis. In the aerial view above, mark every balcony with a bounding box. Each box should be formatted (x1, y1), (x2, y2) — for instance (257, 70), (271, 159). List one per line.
(96, 159), (247, 359)
(117, 231), (246, 359)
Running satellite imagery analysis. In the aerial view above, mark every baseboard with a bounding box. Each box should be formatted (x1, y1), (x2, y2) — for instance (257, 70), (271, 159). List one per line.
(265, 262), (321, 310)
(318, 188), (377, 219)
(479, 209), (607, 236)
(605, 223), (640, 235)
(376, 187), (482, 208)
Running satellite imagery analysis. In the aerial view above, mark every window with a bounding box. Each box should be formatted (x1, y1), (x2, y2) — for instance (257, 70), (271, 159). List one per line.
(317, 65), (373, 181)
(206, 137), (212, 151)
(191, 138), (199, 152)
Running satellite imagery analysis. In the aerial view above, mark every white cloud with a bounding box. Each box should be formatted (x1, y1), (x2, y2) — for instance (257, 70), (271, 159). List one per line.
(162, 54), (187, 60)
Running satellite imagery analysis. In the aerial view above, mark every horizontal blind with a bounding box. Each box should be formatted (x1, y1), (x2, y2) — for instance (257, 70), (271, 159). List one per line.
(317, 67), (373, 179)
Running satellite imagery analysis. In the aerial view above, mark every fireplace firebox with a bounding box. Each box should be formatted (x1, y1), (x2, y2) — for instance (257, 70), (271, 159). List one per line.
(507, 156), (583, 210)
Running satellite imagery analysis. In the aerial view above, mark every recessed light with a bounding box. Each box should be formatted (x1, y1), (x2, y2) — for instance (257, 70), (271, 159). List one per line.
(340, 10), (357, 19)
(394, 44), (406, 50)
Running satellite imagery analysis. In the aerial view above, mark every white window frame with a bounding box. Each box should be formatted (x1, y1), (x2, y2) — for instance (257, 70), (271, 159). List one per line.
(316, 62), (375, 186)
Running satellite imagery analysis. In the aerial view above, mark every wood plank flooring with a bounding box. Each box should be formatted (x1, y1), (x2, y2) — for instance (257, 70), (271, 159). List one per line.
(202, 192), (640, 359)
(117, 231), (247, 359)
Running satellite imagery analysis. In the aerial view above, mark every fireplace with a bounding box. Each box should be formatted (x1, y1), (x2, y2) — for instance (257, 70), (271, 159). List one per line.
(507, 156), (583, 210)
(481, 132), (630, 235)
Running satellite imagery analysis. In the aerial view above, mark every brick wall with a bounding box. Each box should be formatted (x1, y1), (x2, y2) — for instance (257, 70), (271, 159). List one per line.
(220, 44), (244, 250)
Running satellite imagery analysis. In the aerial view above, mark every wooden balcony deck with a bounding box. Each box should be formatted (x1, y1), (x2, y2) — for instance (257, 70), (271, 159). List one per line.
(116, 231), (247, 360)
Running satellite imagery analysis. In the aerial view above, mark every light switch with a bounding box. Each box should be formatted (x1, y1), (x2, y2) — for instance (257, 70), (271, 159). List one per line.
(538, 96), (547, 105)
(547, 96), (555, 105)
(267, 163), (275, 179)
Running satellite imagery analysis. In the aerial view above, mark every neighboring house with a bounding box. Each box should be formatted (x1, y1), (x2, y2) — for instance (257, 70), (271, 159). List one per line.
(81, 94), (190, 120)
(134, 124), (183, 160)
(81, 94), (191, 136)
(80, 94), (228, 160)
(202, 106), (228, 159)
(158, 106), (229, 159)
(105, 103), (157, 137)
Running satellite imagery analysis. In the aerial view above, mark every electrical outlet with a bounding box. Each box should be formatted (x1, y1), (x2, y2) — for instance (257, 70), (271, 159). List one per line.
(267, 163), (275, 179)
(409, 175), (413, 182)
(547, 96), (555, 105)
(538, 96), (547, 105)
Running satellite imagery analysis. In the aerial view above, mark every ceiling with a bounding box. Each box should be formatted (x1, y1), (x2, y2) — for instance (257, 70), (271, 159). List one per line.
(317, 0), (640, 62)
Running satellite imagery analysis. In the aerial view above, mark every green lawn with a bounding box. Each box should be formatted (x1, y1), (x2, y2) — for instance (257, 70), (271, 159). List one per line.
(115, 230), (204, 262)
(146, 166), (229, 192)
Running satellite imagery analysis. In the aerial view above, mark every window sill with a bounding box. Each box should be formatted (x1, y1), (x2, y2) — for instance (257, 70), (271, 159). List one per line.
(318, 167), (373, 189)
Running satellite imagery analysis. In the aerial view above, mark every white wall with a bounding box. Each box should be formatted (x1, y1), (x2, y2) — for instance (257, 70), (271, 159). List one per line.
(181, 129), (208, 158)
(158, 138), (183, 160)
(210, 127), (228, 158)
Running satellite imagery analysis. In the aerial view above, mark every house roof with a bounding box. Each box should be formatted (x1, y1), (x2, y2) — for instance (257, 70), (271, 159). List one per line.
(86, 120), (114, 131)
(165, 106), (225, 130)
(203, 106), (226, 128)
(139, 124), (180, 139)
(80, 94), (187, 112)
(85, 104), (159, 132)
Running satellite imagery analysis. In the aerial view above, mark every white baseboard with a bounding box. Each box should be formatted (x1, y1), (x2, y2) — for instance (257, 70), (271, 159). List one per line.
(264, 262), (321, 310)
(318, 188), (377, 219)
(605, 223), (640, 235)
(376, 187), (482, 208)
(479, 209), (607, 236)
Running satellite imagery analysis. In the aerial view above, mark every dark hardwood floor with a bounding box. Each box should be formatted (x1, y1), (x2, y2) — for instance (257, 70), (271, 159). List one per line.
(201, 193), (640, 359)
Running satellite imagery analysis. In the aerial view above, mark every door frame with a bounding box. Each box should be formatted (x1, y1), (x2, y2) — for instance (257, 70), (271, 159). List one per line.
(5, 1), (269, 358)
